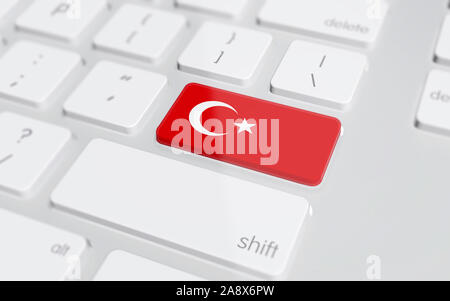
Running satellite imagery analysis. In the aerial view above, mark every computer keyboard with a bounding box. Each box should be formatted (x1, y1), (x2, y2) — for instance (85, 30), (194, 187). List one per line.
(0, 0), (449, 281)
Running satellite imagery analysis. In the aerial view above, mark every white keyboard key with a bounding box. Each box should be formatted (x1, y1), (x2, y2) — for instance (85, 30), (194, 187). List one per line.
(271, 40), (367, 109)
(178, 22), (272, 84)
(258, 0), (388, 46)
(0, 0), (18, 20)
(94, 5), (186, 63)
(416, 70), (450, 134)
(0, 41), (81, 106)
(64, 61), (167, 133)
(435, 15), (450, 65)
(52, 139), (309, 278)
(16, 0), (107, 42)
(0, 112), (71, 196)
(176, 0), (247, 18)
(95, 251), (203, 281)
(0, 209), (86, 281)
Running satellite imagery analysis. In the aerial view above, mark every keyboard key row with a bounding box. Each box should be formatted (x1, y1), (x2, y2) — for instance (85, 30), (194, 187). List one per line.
(0, 1), (370, 109)
(0, 82), (340, 190)
(0, 37), (365, 115)
(10, 0), (387, 47)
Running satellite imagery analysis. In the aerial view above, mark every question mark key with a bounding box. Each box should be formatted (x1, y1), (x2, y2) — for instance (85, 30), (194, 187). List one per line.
(0, 112), (70, 196)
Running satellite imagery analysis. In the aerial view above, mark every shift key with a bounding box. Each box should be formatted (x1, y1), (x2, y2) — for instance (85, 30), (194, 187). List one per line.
(51, 139), (309, 278)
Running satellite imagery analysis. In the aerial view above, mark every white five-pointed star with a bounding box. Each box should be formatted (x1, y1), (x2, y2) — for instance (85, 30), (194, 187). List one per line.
(234, 119), (256, 134)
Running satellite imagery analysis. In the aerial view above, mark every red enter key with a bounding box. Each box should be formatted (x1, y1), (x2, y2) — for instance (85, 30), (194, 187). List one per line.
(157, 83), (341, 186)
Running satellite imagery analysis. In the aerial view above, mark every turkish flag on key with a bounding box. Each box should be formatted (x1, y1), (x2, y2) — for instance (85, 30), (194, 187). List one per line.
(157, 83), (341, 186)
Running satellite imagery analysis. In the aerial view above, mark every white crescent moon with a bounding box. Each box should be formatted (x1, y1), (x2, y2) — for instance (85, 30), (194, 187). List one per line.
(189, 101), (237, 136)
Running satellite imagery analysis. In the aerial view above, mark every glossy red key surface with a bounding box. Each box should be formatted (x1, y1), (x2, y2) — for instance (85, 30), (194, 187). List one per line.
(157, 83), (341, 186)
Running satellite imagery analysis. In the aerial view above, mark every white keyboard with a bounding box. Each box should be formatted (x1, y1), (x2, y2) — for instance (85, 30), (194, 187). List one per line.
(0, 0), (449, 281)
